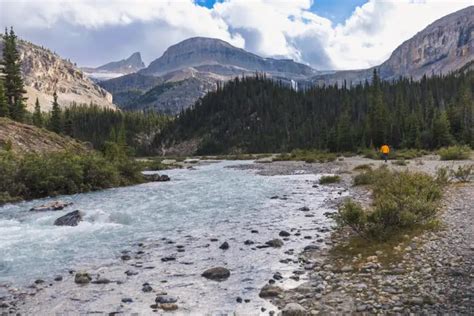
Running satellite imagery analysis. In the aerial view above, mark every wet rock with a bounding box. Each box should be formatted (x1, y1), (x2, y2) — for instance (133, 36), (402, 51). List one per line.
(303, 245), (320, 252)
(160, 303), (178, 311)
(54, 275), (63, 281)
(282, 303), (306, 316)
(259, 285), (283, 298)
(251, 230), (259, 234)
(142, 283), (153, 292)
(74, 272), (91, 284)
(156, 295), (177, 304)
(244, 299), (250, 303)
(299, 206), (310, 212)
(92, 278), (111, 284)
(273, 272), (283, 280)
(202, 267), (230, 281)
(121, 298), (133, 303)
(210, 238), (218, 242)
(54, 210), (83, 226)
(121, 255), (131, 261)
(144, 174), (170, 182)
(34, 279), (44, 284)
(265, 239), (284, 248)
(244, 240), (255, 245)
(125, 270), (138, 276)
(279, 231), (291, 237)
(270, 196), (279, 199)
(219, 241), (230, 250)
(236, 297), (243, 303)
(30, 201), (72, 212)
(161, 256), (176, 262)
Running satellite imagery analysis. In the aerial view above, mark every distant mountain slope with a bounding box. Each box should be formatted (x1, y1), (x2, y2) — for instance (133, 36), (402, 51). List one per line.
(311, 5), (474, 85)
(0, 38), (115, 111)
(82, 52), (145, 81)
(102, 37), (317, 113)
(0, 117), (88, 154)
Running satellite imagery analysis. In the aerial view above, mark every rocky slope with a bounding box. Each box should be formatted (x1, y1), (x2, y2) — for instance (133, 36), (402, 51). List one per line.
(82, 52), (145, 81)
(0, 117), (88, 154)
(101, 37), (317, 113)
(0, 38), (115, 112)
(312, 5), (474, 85)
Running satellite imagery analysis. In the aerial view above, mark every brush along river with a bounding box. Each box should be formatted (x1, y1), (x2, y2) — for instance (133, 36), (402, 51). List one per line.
(0, 160), (347, 314)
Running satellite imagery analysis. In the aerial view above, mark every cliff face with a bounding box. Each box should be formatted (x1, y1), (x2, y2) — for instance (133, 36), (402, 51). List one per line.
(379, 5), (473, 80)
(0, 38), (115, 111)
(141, 37), (317, 79)
(311, 5), (474, 86)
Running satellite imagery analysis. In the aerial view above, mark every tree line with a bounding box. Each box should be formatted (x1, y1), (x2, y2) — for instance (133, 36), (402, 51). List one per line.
(158, 70), (473, 154)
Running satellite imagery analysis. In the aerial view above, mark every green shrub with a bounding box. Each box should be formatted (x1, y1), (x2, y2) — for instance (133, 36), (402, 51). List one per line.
(338, 169), (442, 240)
(451, 165), (473, 183)
(435, 166), (451, 185)
(274, 149), (336, 163)
(361, 148), (379, 160)
(353, 164), (372, 171)
(353, 171), (374, 186)
(438, 145), (471, 160)
(392, 159), (408, 166)
(319, 175), (341, 184)
(0, 150), (144, 205)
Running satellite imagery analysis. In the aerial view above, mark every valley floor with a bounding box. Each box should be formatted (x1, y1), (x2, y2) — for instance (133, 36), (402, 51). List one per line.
(244, 157), (474, 314)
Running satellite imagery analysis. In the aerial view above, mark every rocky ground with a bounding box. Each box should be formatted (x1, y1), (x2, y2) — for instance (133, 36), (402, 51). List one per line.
(249, 156), (473, 315)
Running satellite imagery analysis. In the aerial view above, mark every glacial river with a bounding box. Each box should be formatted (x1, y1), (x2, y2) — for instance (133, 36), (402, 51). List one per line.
(0, 161), (344, 314)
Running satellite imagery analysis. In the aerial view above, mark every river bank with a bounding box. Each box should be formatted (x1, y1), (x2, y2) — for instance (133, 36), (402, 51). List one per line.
(244, 156), (473, 315)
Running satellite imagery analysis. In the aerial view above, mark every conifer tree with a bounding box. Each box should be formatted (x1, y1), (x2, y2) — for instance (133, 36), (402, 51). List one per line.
(32, 97), (43, 127)
(432, 110), (453, 148)
(63, 108), (73, 136)
(0, 78), (8, 117)
(2, 27), (26, 122)
(50, 92), (62, 134)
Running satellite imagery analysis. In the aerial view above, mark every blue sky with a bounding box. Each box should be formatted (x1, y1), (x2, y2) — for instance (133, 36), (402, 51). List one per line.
(1, 0), (471, 70)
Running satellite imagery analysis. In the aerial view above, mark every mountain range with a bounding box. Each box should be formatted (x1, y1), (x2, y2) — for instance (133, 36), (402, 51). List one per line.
(98, 5), (473, 114)
(81, 52), (145, 81)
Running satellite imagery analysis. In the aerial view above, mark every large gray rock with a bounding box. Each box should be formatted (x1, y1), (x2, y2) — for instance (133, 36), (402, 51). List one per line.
(54, 210), (83, 226)
(282, 303), (307, 316)
(259, 285), (283, 298)
(201, 267), (230, 281)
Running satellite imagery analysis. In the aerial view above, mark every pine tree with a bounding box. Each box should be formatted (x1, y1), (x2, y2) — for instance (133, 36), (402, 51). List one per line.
(0, 78), (8, 117)
(432, 110), (453, 148)
(50, 92), (62, 134)
(63, 108), (73, 136)
(32, 97), (43, 127)
(2, 27), (26, 122)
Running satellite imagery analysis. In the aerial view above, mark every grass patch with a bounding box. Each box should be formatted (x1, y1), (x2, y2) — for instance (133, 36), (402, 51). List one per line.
(392, 159), (409, 166)
(319, 175), (341, 184)
(337, 167), (443, 241)
(438, 145), (472, 160)
(274, 149), (336, 163)
(353, 164), (373, 171)
(451, 164), (473, 182)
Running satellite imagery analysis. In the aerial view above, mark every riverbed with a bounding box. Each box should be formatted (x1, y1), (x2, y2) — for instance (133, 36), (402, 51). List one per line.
(0, 160), (346, 314)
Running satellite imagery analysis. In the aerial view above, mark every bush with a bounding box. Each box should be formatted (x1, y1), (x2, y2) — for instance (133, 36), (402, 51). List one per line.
(353, 164), (372, 171)
(319, 175), (341, 184)
(274, 149), (336, 163)
(338, 169), (442, 240)
(353, 166), (389, 186)
(435, 166), (451, 185)
(438, 145), (471, 160)
(0, 150), (144, 205)
(451, 165), (473, 183)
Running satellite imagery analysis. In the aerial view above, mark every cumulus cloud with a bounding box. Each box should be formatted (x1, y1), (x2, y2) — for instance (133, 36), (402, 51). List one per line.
(0, 0), (471, 70)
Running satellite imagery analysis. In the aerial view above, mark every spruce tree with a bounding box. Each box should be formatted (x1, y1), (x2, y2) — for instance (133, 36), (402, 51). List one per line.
(50, 92), (62, 134)
(63, 108), (73, 136)
(32, 97), (43, 127)
(432, 110), (453, 148)
(2, 27), (26, 122)
(0, 78), (8, 117)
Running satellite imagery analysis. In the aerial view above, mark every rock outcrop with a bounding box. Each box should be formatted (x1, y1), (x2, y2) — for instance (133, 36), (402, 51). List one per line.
(0, 38), (115, 111)
(82, 52), (146, 81)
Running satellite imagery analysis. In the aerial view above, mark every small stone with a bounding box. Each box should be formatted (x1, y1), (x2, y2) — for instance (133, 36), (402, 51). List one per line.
(279, 231), (291, 237)
(125, 270), (138, 276)
(54, 275), (63, 282)
(244, 240), (255, 245)
(265, 239), (284, 248)
(356, 304), (367, 312)
(161, 256), (176, 262)
(340, 265), (353, 273)
(259, 285), (283, 298)
(34, 279), (44, 284)
(121, 255), (131, 261)
(92, 278), (111, 284)
(202, 267), (230, 281)
(74, 272), (91, 284)
(156, 295), (178, 304)
(282, 303), (306, 316)
(142, 284), (153, 292)
(121, 298), (133, 303)
(251, 230), (259, 234)
(160, 303), (178, 311)
(299, 207), (310, 212)
(236, 297), (243, 303)
(219, 241), (229, 250)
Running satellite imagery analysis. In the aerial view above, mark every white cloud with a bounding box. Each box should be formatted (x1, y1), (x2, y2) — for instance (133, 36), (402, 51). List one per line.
(0, 0), (471, 70)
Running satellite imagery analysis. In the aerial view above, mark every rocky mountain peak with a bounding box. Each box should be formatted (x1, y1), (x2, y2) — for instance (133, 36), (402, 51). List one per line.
(96, 52), (145, 73)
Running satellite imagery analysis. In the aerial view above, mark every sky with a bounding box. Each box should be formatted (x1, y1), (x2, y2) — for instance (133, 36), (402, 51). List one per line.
(0, 0), (472, 70)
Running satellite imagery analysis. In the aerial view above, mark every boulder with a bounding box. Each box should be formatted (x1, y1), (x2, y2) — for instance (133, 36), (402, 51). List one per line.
(156, 295), (178, 304)
(54, 210), (83, 226)
(265, 239), (284, 248)
(144, 174), (171, 182)
(74, 272), (91, 284)
(282, 303), (307, 316)
(279, 230), (291, 237)
(201, 267), (230, 281)
(30, 201), (72, 212)
(259, 285), (283, 298)
(219, 241), (230, 250)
